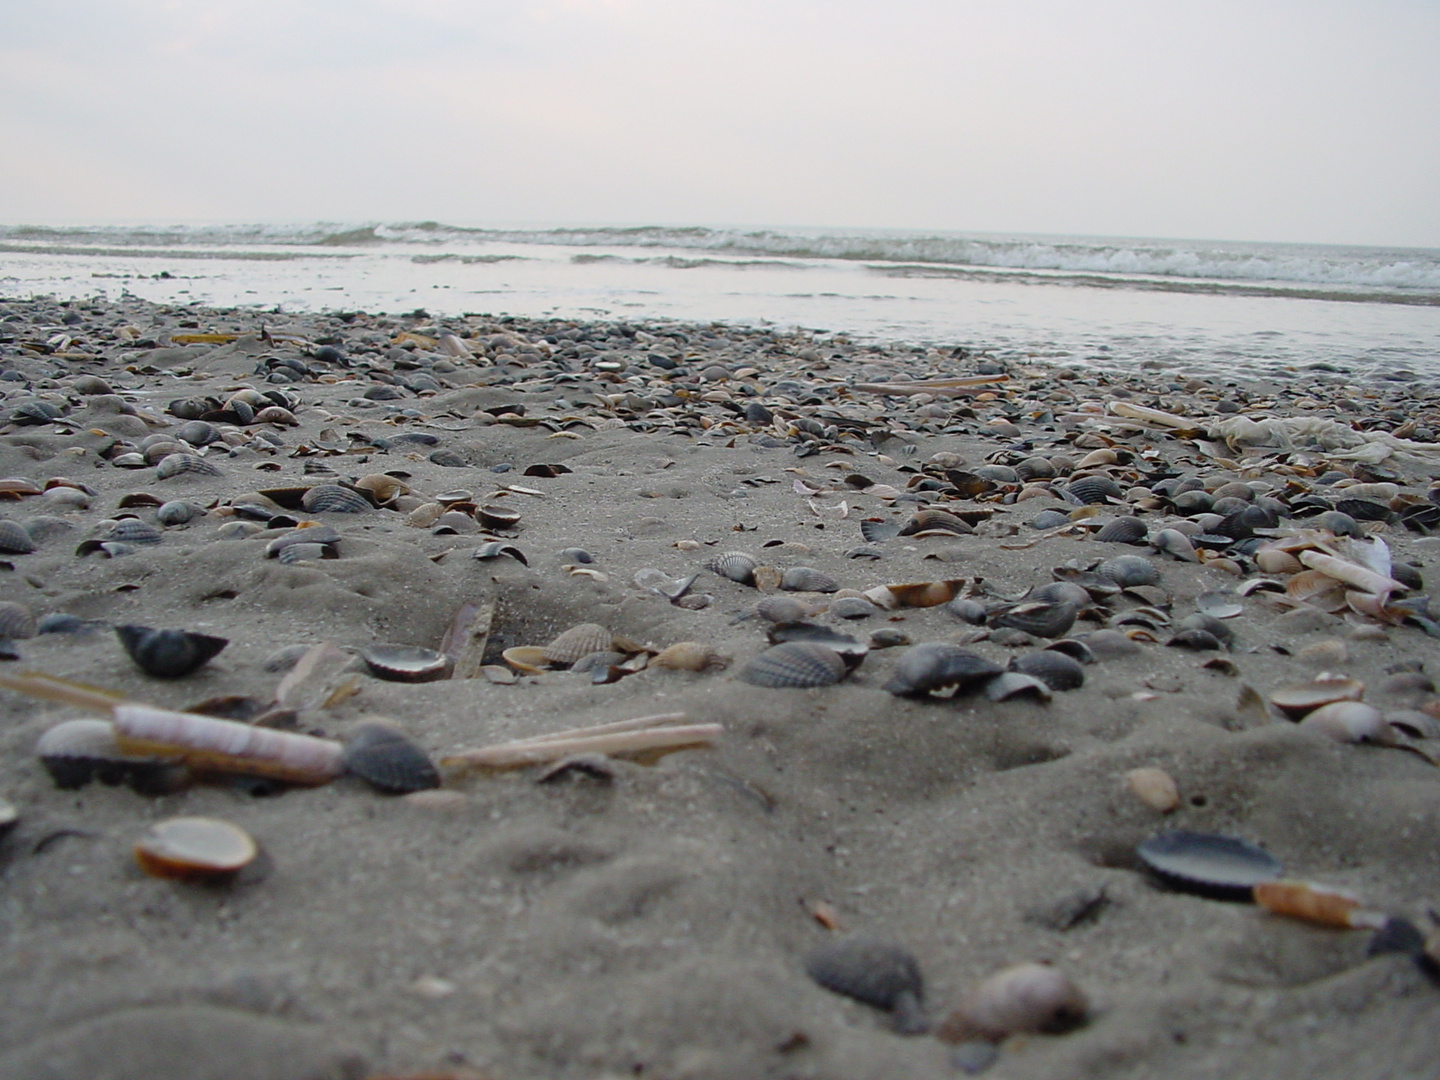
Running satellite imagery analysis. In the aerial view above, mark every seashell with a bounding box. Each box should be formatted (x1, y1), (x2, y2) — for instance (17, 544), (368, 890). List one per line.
(946, 597), (988, 625)
(1269, 675), (1366, 720)
(859, 519), (902, 543)
(1094, 516), (1148, 544)
(265, 525), (341, 559)
(1026, 581), (1091, 607)
(276, 542), (334, 564)
(0, 601), (37, 640)
(768, 622), (870, 668)
(36, 718), (184, 793)
(476, 504), (522, 530)
(1176, 612), (1233, 645)
(1195, 590), (1244, 619)
(898, 509), (973, 537)
(111, 452), (148, 468)
(155, 452), (222, 479)
(342, 719), (440, 794)
(706, 551), (758, 585)
(1135, 829), (1282, 898)
(0, 520), (37, 554)
(752, 566), (783, 591)
(434, 488), (475, 505)
(1126, 767), (1180, 812)
(781, 566), (840, 593)
(1151, 528), (1199, 561)
(155, 500), (203, 526)
(804, 936), (928, 1035)
(1010, 651), (1085, 691)
(829, 596), (879, 619)
(1077, 628), (1143, 659)
(360, 644), (451, 682)
(103, 518), (162, 545)
(557, 547), (594, 564)
(879, 580), (968, 609)
(1333, 498), (1393, 523)
(653, 641), (730, 672)
(252, 405), (299, 426)
(1298, 701), (1390, 744)
(937, 962), (1087, 1044)
(752, 595), (811, 623)
(1252, 879), (1386, 930)
(882, 642), (1003, 697)
(1050, 567), (1121, 600)
(983, 671), (1052, 703)
(134, 816), (258, 882)
(1044, 638), (1095, 665)
(1065, 476), (1124, 504)
(471, 541), (528, 565)
(1166, 628), (1223, 651)
(116, 624), (229, 678)
(353, 473), (412, 504)
(1029, 509), (1071, 530)
(174, 420), (219, 447)
(540, 623), (613, 666)
(112, 702), (345, 785)
(990, 600), (1078, 639)
(301, 484), (370, 514)
(1014, 455), (1057, 480)
(739, 640), (849, 688)
(1095, 555), (1161, 588)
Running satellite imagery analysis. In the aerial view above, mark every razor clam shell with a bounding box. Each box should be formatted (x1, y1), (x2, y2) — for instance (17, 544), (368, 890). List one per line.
(301, 484), (371, 514)
(342, 720), (440, 794)
(882, 642), (1003, 697)
(738, 640), (849, 688)
(542, 623), (614, 665)
(1136, 830), (1282, 898)
(804, 936), (928, 1035)
(155, 453), (223, 480)
(112, 703), (345, 784)
(359, 644), (451, 682)
(116, 624), (229, 678)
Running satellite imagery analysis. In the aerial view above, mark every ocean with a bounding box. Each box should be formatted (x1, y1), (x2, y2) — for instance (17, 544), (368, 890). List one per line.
(2, 223), (1438, 381)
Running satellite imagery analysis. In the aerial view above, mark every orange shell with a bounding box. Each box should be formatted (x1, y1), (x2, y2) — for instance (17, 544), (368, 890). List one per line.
(1252, 879), (1380, 929)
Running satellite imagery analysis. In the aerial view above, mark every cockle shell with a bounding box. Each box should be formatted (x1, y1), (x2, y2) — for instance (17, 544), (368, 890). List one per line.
(937, 962), (1087, 1044)
(1065, 476), (1124, 504)
(155, 453), (222, 479)
(706, 551), (758, 585)
(1095, 555), (1161, 588)
(112, 703), (345, 785)
(739, 641), (849, 688)
(1094, 516), (1147, 544)
(990, 600), (1078, 639)
(342, 719), (440, 794)
(780, 566), (840, 593)
(301, 484), (370, 514)
(0, 520), (37, 554)
(898, 509), (973, 537)
(134, 816), (257, 882)
(805, 936), (928, 1035)
(652, 641), (730, 672)
(882, 642), (1003, 698)
(155, 500), (203, 525)
(542, 624), (614, 666)
(116, 625), (229, 678)
(0, 601), (37, 640)
(1252, 879), (1386, 929)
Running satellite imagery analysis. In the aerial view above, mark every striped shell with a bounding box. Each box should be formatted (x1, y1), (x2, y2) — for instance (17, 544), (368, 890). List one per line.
(752, 595), (811, 623)
(1096, 554), (1161, 588)
(706, 551), (758, 584)
(542, 623), (614, 665)
(1066, 476), (1124, 504)
(0, 601), (37, 640)
(103, 519), (163, 546)
(116, 624), (229, 678)
(738, 641), (848, 688)
(898, 509), (974, 537)
(1094, 516), (1148, 544)
(0, 520), (36, 554)
(301, 484), (371, 514)
(155, 452), (223, 479)
(342, 720), (440, 794)
(780, 566), (840, 593)
(174, 420), (219, 447)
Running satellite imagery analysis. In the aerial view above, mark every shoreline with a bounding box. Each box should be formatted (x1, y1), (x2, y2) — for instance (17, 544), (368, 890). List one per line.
(2, 295), (1439, 1080)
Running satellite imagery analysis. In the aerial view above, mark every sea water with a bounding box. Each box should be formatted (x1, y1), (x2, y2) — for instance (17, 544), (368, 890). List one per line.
(2, 223), (1437, 381)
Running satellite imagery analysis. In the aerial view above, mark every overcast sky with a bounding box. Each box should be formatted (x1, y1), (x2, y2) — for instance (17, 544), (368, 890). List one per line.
(2, 0), (1437, 247)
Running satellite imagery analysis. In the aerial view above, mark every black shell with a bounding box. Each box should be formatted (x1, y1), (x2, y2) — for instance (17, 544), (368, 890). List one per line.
(342, 721), (440, 794)
(1095, 555), (1161, 588)
(805, 936), (928, 1035)
(116, 625), (229, 678)
(1136, 830), (1282, 899)
(882, 642), (1003, 697)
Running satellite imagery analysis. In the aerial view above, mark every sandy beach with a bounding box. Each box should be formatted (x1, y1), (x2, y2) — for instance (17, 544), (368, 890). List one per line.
(1, 294), (1438, 1080)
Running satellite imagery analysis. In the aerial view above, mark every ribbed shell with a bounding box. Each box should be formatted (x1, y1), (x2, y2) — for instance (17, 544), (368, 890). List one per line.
(0, 601), (37, 639)
(104, 519), (163, 546)
(155, 453), (223, 479)
(1096, 554), (1161, 588)
(1066, 476), (1124, 504)
(1094, 516), (1147, 544)
(116, 625), (229, 678)
(0, 520), (36, 554)
(706, 551), (758, 584)
(155, 500), (202, 525)
(342, 720), (440, 793)
(753, 595), (810, 623)
(174, 420), (219, 447)
(738, 641), (848, 688)
(542, 623), (614, 665)
(780, 566), (840, 593)
(990, 600), (1078, 639)
(898, 509), (973, 537)
(301, 484), (371, 513)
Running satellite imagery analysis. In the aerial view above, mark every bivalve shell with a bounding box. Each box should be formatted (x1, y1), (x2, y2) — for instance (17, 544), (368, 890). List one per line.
(1126, 767), (1180, 812)
(804, 937), (927, 1035)
(342, 719), (440, 794)
(301, 484), (370, 514)
(1096, 555), (1161, 588)
(990, 600), (1078, 639)
(1094, 516), (1148, 544)
(0, 520), (37, 554)
(898, 509), (973, 537)
(781, 566), (840, 593)
(706, 551), (758, 584)
(1299, 701), (1390, 744)
(653, 641), (730, 672)
(1065, 476), (1124, 504)
(103, 518), (162, 546)
(1269, 676), (1366, 720)
(155, 453), (222, 480)
(1252, 879), (1385, 930)
(983, 671), (1052, 703)
(937, 962), (1088, 1044)
(739, 641), (849, 688)
(134, 816), (257, 882)
(116, 625), (229, 678)
(882, 642), (1003, 697)
(0, 601), (37, 640)
(36, 718), (184, 793)
(1010, 651), (1085, 691)
(542, 623), (614, 666)
(360, 644), (451, 682)
(1136, 830), (1282, 898)
(155, 500), (203, 526)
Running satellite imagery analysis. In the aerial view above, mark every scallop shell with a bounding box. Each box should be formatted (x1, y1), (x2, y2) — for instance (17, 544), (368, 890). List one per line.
(301, 484), (370, 514)
(937, 963), (1087, 1044)
(360, 644), (451, 682)
(738, 641), (848, 688)
(882, 642), (1003, 697)
(706, 551), (758, 584)
(990, 600), (1078, 639)
(804, 937), (928, 1035)
(0, 520), (37, 554)
(1136, 830), (1282, 898)
(542, 623), (614, 666)
(1094, 516), (1148, 544)
(781, 566), (840, 593)
(134, 816), (257, 882)
(1010, 651), (1085, 691)
(155, 453), (222, 480)
(342, 719), (440, 794)
(0, 601), (37, 640)
(116, 625), (229, 678)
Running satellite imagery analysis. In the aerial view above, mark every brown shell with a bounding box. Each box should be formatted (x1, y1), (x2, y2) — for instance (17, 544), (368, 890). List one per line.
(542, 623), (614, 665)
(1252, 879), (1380, 929)
(134, 816), (257, 882)
(353, 473), (412, 504)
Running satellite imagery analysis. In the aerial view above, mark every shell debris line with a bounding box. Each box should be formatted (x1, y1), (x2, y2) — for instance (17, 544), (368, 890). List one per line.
(1, 296), (1440, 1079)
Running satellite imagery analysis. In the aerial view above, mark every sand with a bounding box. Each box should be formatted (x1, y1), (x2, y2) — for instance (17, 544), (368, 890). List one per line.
(0, 295), (1438, 1080)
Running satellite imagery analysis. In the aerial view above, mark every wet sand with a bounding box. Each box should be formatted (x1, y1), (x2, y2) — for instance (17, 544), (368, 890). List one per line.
(1, 296), (1438, 1080)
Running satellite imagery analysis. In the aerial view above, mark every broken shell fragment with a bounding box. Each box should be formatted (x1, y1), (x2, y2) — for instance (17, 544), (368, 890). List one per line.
(471, 541), (528, 565)
(134, 816), (257, 882)
(116, 625), (229, 678)
(360, 644), (451, 682)
(983, 671), (1052, 703)
(739, 641), (849, 688)
(937, 962), (1088, 1044)
(1136, 830), (1282, 899)
(1252, 879), (1386, 930)
(804, 936), (928, 1035)
(1125, 767), (1180, 812)
(342, 720), (440, 794)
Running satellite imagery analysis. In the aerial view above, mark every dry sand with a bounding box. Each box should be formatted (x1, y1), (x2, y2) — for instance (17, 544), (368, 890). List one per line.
(0, 296), (1438, 1080)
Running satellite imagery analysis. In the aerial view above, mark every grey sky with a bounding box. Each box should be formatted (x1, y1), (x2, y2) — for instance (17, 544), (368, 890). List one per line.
(2, 0), (1437, 246)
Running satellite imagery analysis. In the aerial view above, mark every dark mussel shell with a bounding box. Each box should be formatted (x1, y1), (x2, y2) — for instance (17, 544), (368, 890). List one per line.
(1136, 830), (1282, 900)
(738, 641), (849, 688)
(805, 936), (928, 1035)
(342, 720), (440, 794)
(116, 625), (229, 678)
(882, 642), (1003, 698)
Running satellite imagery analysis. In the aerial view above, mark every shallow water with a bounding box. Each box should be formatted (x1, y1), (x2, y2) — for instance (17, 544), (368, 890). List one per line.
(2, 223), (1438, 381)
